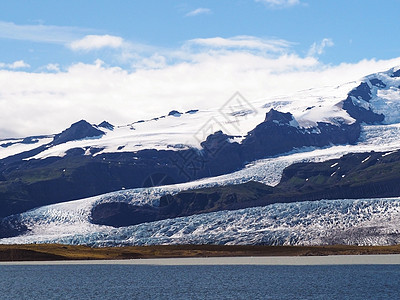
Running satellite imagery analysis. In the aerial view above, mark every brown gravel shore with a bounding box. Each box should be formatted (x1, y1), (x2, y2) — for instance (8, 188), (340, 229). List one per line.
(1, 244), (400, 261)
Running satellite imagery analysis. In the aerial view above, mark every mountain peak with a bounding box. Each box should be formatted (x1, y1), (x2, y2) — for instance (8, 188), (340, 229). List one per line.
(52, 120), (105, 145)
(265, 109), (294, 125)
(98, 121), (114, 130)
(168, 110), (182, 117)
(391, 67), (400, 78)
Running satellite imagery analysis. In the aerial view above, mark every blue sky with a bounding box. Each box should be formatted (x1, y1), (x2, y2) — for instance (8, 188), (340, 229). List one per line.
(0, 0), (400, 137)
(1, 0), (399, 69)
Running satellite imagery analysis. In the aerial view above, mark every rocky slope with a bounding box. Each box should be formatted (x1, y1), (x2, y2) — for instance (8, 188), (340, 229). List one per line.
(90, 149), (400, 227)
(0, 107), (361, 218)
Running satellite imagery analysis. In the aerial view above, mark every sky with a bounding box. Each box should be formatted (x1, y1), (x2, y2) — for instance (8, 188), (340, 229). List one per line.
(0, 0), (400, 138)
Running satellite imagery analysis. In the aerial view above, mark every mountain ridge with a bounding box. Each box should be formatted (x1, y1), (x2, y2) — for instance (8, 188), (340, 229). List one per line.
(90, 149), (400, 228)
(0, 107), (362, 218)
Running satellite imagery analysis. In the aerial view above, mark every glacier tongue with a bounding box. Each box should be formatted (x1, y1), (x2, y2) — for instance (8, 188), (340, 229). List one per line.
(2, 197), (400, 247)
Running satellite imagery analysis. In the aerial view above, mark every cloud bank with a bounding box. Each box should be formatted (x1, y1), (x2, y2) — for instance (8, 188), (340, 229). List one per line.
(70, 35), (124, 51)
(0, 35), (400, 138)
(0, 60), (30, 70)
(0, 21), (90, 44)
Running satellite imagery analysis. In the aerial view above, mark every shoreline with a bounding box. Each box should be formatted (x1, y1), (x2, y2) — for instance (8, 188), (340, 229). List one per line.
(2, 254), (400, 266)
(2, 244), (400, 263)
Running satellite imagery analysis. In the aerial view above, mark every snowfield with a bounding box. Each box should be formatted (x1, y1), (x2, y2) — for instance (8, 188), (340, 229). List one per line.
(0, 79), (363, 160)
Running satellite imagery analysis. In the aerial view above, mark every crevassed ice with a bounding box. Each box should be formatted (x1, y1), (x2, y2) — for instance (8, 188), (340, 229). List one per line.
(2, 198), (400, 247)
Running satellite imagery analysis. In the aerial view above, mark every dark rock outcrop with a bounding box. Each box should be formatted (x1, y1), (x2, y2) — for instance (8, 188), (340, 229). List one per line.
(91, 202), (159, 227)
(348, 82), (372, 101)
(0, 215), (28, 239)
(98, 121), (114, 130)
(342, 82), (385, 124)
(275, 150), (400, 201)
(21, 137), (39, 144)
(52, 120), (104, 145)
(370, 78), (386, 88)
(391, 69), (400, 77)
(265, 108), (294, 124)
(159, 181), (274, 217)
(0, 136), (47, 148)
(185, 109), (199, 114)
(90, 181), (274, 227)
(242, 109), (360, 161)
(342, 97), (384, 124)
(168, 110), (182, 117)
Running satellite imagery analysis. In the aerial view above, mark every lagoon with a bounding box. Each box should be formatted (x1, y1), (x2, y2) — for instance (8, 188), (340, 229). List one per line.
(1, 256), (400, 299)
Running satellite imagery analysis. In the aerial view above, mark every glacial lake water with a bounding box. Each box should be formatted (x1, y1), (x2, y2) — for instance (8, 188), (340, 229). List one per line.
(1, 257), (400, 299)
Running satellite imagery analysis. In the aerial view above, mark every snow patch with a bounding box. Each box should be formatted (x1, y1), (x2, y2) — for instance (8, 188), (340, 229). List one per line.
(0, 137), (53, 160)
(382, 150), (397, 157)
(361, 156), (371, 163)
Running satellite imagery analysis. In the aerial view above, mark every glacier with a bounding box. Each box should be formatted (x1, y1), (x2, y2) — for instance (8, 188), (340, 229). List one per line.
(1, 122), (400, 246)
(2, 197), (400, 247)
(1, 67), (400, 246)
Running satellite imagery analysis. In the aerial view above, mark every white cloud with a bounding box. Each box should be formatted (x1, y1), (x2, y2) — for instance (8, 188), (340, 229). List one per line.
(308, 38), (334, 56)
(187, 36), (292, 53)
(255, 0), (301, 8)
(0, 35), (400, 138)
(131, 54), (167, 69)
(45, 63), (61, 72)
(9, 60), (30, 69)
(0, 21), (90, 44)
(69, 35), (124, 51)
(107, 36), (293, 70)
(0, 60), (30, 70)
(185, 8), (211, 17)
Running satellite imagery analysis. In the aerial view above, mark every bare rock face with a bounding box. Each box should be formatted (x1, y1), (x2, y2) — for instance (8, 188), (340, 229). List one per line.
(98, 121), (114, 130)
(391, 69), (400, 78)
(91, 202), (159, 227)
(241, 109), (360, 161)
(342, 82), (385, 124)
(52, 120), (105, 145)
(90, 181), (274, 228)
(0, 215), (28, 239)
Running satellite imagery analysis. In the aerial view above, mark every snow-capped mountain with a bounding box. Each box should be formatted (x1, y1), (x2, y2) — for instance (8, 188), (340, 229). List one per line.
(3, 67), (400, 161)
(1, 67), (400, 246)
